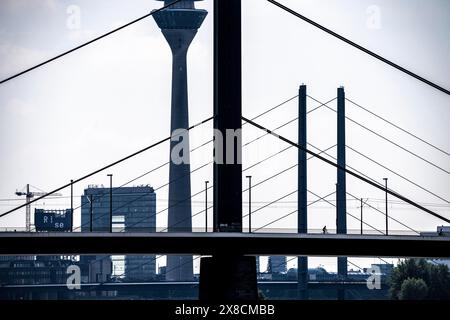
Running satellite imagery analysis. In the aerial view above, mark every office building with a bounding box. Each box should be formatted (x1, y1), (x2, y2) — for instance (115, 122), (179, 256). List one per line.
(80, 185), (156, 282)
(268, 256), (287, 274)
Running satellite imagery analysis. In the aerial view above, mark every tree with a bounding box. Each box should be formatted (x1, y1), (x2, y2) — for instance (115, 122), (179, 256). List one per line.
(398, 278), (428, 300)
(389, 258), (450, 300)
(389, 258), (427, 299)
(427, 263), (450, 299)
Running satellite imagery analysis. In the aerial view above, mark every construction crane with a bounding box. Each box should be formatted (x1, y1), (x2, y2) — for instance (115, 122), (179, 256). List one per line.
(15, 184), (62, 232)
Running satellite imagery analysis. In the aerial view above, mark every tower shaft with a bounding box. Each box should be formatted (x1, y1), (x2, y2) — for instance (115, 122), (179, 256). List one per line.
(337, 87), (347, 299)
(165, 29), (195, 234)
(166, 29), (195, 282)
(298, 84), (308, 300)
(153, 2), (207, 282)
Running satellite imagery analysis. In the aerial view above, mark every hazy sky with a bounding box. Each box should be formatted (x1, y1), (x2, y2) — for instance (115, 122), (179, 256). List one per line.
(0, 0), (449, 272)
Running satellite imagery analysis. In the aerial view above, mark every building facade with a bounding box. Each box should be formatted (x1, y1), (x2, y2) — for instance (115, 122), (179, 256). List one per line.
(268, 256), (287, 274)
(80, 185), (157, 282)
(0, 256), (72, 286)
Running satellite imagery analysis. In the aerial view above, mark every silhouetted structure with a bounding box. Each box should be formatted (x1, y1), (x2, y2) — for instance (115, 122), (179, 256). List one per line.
(298, 84), (309, 299)
(200, 0), (257, 301)
(337, 87), (348, 299)
(153, 0), (207, 282)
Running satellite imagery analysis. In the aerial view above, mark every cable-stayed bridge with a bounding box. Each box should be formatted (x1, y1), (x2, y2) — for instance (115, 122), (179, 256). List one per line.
(0, 0), (449, 300)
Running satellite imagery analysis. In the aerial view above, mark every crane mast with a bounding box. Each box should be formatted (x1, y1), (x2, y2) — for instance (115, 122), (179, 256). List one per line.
(15, 184), (61, 231)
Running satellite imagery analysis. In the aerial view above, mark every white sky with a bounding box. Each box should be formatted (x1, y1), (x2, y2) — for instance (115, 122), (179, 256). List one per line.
(0, 0), (449, 272)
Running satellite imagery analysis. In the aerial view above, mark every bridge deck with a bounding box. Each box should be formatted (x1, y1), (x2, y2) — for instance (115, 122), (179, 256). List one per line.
(1, 232), (449, 258)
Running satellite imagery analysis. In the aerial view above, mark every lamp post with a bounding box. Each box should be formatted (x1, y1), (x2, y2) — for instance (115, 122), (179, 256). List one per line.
(360, 198), (363, 235)
(89, 194), (93, 232)
(107, 174), (113, 233)
(70, 179), (73, 232)
(383, 178), (388, 236)
(246, 176), (252, 233)
(205, 181), (209, 232)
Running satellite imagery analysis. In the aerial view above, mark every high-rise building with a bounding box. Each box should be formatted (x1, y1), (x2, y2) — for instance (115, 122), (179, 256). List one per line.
(0, 256), (72, 286)
(80, 186), (156, 282)
(153, 0), (207, 281)
(256, 256), (260, 274)
(0, 212), (72, 287)
(268, 256), (287, 274)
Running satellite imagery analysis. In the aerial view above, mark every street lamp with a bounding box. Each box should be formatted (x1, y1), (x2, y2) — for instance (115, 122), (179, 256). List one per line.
(205, 181), (209, 232)
(107, 174), (113, 233)
(246, 176), (252, 233)
(70, 179), (73, 232)
(360, 198), (363, 235)
(383, 178), (388, 235)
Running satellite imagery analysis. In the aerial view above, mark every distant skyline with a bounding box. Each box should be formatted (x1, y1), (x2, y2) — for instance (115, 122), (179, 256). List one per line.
(0, 0), (449, 272)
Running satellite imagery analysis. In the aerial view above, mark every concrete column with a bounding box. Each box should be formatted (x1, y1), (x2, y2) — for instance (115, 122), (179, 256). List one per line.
(200, 0), (257, 301)
(337, 86), (347, 299)
(298, 84), (308, 300)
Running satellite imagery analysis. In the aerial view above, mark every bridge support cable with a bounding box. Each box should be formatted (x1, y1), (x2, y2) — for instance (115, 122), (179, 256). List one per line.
(18, 94), (308, 231)
(243, 97), (336, 147)
(0, 0), (184, 85)
(75, 93), (303, 218)
(307, 95), (450, 175)
(0, 116), (214, 218)
(346, 145), (449, 205)
(161, 143), (337, 235)
(346, 98), (450, 157)
(252, 191), (335, 232)
(346, 192), (420, 235)
(307, 189), (384, 235)
(108, 121), (334, 232)
(266, 0), (450, 96)
(306, 143), (424, 235)
(242, 116), (450, 224)
(64, 95), (304, 230)
(3, 93), (306, 228)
